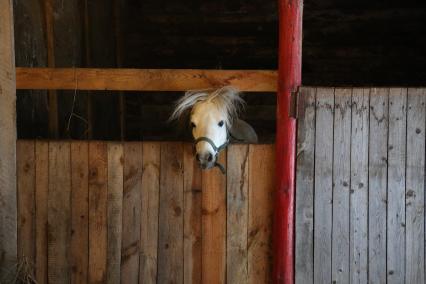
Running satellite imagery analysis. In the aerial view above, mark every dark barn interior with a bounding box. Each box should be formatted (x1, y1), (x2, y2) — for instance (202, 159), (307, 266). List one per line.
(14, 0), (426, 141)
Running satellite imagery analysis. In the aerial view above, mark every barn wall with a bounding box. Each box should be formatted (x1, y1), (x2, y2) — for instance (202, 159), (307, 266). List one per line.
(296, 87), (426, 283)
(16, 141), (274, 283)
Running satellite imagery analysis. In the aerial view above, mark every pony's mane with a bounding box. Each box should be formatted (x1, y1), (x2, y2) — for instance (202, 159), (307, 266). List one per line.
(169, 86), (245, 125)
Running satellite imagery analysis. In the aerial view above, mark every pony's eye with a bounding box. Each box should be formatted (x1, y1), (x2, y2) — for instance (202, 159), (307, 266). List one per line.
(218, 120), (224, 127)
(191, 122), (196, 128)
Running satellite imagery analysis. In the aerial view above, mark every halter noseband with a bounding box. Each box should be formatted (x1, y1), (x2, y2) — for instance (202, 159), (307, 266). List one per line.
(193, 131), (231, 174)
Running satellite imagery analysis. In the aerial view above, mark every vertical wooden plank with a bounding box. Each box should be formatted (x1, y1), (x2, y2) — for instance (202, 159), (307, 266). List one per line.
(70, 142), (89, 284)
(313, 87), (334, 283)
(387, 88), (407, 284)
(0, 0), (17, 276)
(44, 0), (58, 138)
(202, 150), (227, 283)
(88, 142), (108, 284)
(140, 142), (160, 283)
(183, 143), (202, 284)
(121, 142), (142, 283)
(368, 88), (389, 283)
(295, 87), (316, 284)
(35, 141), (49, 284)
(227, 144), (249, 284)
(350, 88), (369, 284)
(158, 142), (184, 283)
(17, 141), (36, 267)
(48, 142), (71, 283)
(107, 143), (124, 284)
(248, 145), (275, 284)
(405, 88), (425, 284)
(331, 88), (351, 284)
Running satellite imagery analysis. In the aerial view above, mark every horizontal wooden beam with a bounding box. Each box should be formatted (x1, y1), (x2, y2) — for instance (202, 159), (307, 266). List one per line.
(16, 67), (278, 92)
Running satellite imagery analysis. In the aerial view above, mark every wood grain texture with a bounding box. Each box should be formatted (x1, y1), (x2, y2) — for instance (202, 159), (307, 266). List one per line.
(16, 67), (277, 92)
(201, 152), (227, 283)
(70, 142), (89, 284)
(107, 143), (123, 284)
(248, 145), (274, 284)
(158, 143), (184, 283)
(405, 88), (425, 284)
(295, 87), (316, 284)
(183, 143), (202, 284)
(387, 88), (407, 284)
(331, 88), (351, 284)
(227, 145), (249, 284)
(350, 88), (369, 284)
(0, 0), (17, 276)
(202, 151), (227, 284)
(48, 142), (71, 283)
(121, 143), (142, 284)
(140, 143), (160, 283)
(313, 88), (334, 283)
(88, 142), (108, 284)
(368, 88), (389, 284)
(35, 141), (49, 284)
(17, 141), (35, 268)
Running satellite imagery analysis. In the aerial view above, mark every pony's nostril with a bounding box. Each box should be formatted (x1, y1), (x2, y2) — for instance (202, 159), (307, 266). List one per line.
(207, 153), (213, 162)
(196, 154), (201, 161)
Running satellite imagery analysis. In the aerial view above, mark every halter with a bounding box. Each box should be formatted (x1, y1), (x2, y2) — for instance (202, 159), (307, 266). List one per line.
(193, 128), (244, 174)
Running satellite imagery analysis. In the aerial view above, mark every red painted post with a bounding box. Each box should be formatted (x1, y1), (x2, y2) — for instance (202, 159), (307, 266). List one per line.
(273, 0), (303, 282)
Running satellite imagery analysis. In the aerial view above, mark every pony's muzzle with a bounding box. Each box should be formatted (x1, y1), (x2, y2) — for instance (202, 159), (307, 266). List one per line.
(196, 151), (216, 169)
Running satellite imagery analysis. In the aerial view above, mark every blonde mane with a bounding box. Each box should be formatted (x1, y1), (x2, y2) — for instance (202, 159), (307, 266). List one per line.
(169, 86), (245, 125)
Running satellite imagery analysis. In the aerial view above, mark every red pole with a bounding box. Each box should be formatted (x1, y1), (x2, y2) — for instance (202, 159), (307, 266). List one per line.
(273, 0), (303, 282)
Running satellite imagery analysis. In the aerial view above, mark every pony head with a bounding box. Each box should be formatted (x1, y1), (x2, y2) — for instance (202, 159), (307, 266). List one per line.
(170, 86), (244, 170)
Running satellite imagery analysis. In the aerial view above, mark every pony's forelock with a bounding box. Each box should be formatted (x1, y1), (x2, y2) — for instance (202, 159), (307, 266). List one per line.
(169, 86), (244, 125)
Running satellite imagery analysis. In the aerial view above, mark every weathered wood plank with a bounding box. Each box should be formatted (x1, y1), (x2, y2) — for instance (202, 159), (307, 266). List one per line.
(140, 142), (160, 283)
(107, 143), (123, 284)
(202, 151), (227, 283)
(350, 88), (369, 284)
(295, 87), (316, 284)
(183, 143), (202, 284)
(313, 88), (334, 283)
(48, 142), (71, 283)
(387, 88), (407, 284)
(121, 142), (142, 284)
(158, 143), (184, 283)
(405, 88), (425, 284)
(17, 141), (36, 270)
(0, 0), (17, 276)
(368, 88), (389, 284)
(35, 141), (49, 284)
(248, 145), (274, 284)
(227, 145), (249, 284)
(331, 88), (351, 284)
(16, 67), (277, 92)
(70, 142), (89, 284)
(88, 142), (108, 284)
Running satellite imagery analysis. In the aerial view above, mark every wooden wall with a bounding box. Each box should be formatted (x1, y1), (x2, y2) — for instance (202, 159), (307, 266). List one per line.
(15, 141), (274, 283)
(296, 87), (426, 283)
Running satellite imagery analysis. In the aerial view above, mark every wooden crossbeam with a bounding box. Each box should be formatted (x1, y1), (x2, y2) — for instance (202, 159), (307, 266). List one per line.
(16, 67), (277, 92)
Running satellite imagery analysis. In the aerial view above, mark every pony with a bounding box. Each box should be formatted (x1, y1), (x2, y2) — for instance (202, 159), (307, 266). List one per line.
(170, 86), (258, 171)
